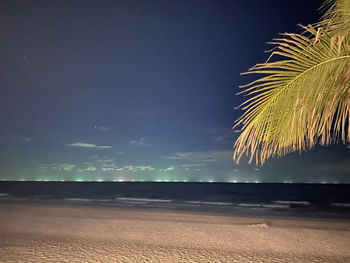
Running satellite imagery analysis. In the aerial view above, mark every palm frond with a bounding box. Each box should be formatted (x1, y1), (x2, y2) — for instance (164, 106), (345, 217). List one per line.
(317, 0), (350, 36)
(233, 25), (350, 164)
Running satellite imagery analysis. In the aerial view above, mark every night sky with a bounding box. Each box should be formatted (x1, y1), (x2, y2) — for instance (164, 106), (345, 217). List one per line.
(1, 0), (349, 183)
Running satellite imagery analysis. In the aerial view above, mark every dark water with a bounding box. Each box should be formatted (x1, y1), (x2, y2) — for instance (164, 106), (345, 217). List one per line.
(1, 182), (350, 219)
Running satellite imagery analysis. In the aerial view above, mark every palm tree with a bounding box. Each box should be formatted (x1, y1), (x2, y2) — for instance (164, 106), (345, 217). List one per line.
(233, 0), (350, 165)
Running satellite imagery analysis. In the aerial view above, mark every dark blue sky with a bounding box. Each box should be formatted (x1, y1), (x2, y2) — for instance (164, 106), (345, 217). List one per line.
(1, 0), (349, 182)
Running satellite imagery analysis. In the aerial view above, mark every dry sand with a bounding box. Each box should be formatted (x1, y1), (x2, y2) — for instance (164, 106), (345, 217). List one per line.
(0, 203), (349, 262)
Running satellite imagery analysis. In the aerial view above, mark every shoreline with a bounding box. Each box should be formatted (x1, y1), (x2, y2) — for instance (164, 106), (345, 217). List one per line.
(1, 197), (350, 222)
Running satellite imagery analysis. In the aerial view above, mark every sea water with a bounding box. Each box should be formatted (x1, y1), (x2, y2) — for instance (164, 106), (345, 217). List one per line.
(0, 182), (349, 219)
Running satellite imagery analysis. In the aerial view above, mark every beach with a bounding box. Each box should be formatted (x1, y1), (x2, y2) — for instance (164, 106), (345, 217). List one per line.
(0, 202), (349, 262)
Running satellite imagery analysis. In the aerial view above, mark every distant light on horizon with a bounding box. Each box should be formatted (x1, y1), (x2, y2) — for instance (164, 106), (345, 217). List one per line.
(1, 176), (349, 184)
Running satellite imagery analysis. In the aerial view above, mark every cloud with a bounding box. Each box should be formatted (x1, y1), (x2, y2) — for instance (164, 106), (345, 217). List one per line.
(180, 163), (206, 168)
(79, 165), (97, 172)
(68, 142), (112, 149)
(130, 137), (151, 147)
(101, 167), (115, 171)
(175, 150), (233, 163)
(201, 158), (217, 162)
(93, 125), (112, 131)
(97, 159), (115, 163)
(117, 165), (154, 172)
(206, 127), (234, 146)
(306, 158), (350, 174)
(215, 135), (231, 142)
(21, 137), (32, 142)
(38, 163), (77, 172)
(58, 163), (76, 172)
(161, 165), (175, 172)
(163, 155), (183, 160)
(38, 163), (57, 170)
(161, 151), (234, 173)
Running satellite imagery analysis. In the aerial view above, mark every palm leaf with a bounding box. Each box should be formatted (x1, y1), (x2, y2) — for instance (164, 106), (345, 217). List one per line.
(233, 24), (350, 164)
(317, 0), (350, 36)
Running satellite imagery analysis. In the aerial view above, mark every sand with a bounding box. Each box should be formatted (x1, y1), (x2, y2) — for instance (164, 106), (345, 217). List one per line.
(0, 203), (349, 262)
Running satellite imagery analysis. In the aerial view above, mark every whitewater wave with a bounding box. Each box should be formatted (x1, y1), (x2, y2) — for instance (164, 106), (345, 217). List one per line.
(185, 201), (233, 206)
(273, 200), (310, 206)
(330, 203), (350, 208)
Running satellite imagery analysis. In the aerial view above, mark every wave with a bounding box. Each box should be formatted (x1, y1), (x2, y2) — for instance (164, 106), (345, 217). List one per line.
(273, 200), (310, 206)
(185, 201), (233, 206)
(63, 198), (116, 203)
(64, 198), (96, 202)
(237, 203), (263, 208)
(261, 204), (289, 209)
(115, 197), (172, 203)
(330, 203), (350, 208)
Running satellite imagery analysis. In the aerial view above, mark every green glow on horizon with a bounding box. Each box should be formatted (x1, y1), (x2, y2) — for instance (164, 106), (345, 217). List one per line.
(3, 178), (339, 183)
(36, 178), (50, 182)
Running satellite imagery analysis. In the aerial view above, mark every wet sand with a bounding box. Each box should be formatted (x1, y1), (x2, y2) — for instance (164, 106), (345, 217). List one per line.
(0, 203), (349, 262)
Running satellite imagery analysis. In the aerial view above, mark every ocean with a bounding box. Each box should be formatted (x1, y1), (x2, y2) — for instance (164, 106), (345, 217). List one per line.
(1, 182), (350, 219)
